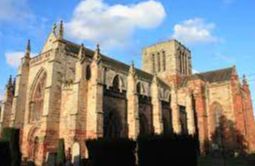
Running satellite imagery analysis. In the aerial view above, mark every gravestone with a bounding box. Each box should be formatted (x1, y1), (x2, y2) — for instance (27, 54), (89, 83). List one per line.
(72, 142), (80, 166)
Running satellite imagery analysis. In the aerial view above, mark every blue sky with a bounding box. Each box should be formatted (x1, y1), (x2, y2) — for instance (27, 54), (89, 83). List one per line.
(0, 0), (255, 108)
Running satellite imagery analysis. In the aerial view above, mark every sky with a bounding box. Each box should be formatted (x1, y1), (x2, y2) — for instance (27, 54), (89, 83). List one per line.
(0, 0), (255, 109)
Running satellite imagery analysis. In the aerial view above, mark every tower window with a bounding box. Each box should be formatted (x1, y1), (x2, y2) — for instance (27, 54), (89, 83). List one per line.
(183, 54), (186, 75)
(157, 52), (161, 72)
(179, 54), (182, 73)
(152, 54), (155, 73)
(182, 53), (185, 74)
(162, 51), (166, 71)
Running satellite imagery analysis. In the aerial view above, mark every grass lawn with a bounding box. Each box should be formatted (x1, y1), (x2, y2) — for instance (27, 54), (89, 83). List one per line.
(198, 155), (255, 166)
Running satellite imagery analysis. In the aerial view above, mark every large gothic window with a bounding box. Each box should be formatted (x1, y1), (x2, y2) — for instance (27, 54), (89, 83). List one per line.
(139, 113), (150, 136)
(162, 95), (172, 134)
(112, 75), (120, 91)
(210, 102), (223, 132)
(104, 111), (122, 138)
(192, 95), (199, 136)
(210, 102), (223, 146)
(30, 72), (47, 122)
(136, 82), (145, 95)
(179, 105), (188, 134)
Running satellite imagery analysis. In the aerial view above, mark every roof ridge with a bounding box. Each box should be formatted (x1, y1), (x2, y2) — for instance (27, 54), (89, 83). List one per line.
(62, 39), (155, 80)
(197, 66), (233, 75)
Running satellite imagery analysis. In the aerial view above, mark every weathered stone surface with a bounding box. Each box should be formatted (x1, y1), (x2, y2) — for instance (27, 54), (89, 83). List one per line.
(0, 22), (255, 165)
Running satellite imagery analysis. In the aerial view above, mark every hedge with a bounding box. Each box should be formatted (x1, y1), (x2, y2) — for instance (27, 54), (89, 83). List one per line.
(86, 138), (136, 166)
(1, 127), (21, 166)
(0, 140), (11, 165)
(137, 134), (198, 166)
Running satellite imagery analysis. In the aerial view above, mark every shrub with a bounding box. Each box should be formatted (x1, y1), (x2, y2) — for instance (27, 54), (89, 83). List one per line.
(57, 139), (66, 166)
(1, 127), (12, 141)
(1, 127), (21, 166)
(137, 134), (198, 166)
(86, 138), (136, 166)
(10, 128), (21, 166)
(0, 140), (11, 165)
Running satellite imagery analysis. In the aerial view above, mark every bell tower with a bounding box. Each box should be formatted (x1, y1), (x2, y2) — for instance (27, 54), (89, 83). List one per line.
(142, 40), (192, 79)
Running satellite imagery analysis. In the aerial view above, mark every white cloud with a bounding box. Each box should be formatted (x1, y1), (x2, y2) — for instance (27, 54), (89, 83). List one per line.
(66, 0), (166, 48)
(192, 69), (199, 74)
(0, 0), (32, 22)
(5, 51), (37, 68)
(172, 18), (219, 44)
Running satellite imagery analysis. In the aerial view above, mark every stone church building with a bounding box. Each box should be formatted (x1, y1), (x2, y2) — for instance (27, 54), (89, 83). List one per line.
(1, 22), (255, 164)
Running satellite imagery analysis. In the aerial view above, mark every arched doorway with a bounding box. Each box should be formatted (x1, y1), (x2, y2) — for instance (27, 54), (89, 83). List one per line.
(27, 127), (40, 162)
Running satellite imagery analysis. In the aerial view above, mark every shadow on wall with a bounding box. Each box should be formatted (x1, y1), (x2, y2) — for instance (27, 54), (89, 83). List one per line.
(199, 115), (255, 166)
(204, 115), (248, 156)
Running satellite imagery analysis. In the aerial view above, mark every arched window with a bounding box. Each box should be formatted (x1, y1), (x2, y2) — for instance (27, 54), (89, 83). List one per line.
(0, 107), (2, 121)
(104, 111), (122, 138)
(163, 112), (172, 134)
(136, 82), (141, 94)
(162, 51), (166, 71)
(162, 94), (173, 134)
(139, 113), (149, 136)
(152, 54), (155, 73)
(192, 94), (199, 136)
(157, 52), (161, 72)
(210, 102), (223, 132)
(112, 75), (120, 91)
(30, 71), (46, 122)
(179, 53), (182, 73)
(181, 53), (184, 74)
(85, 65), (91, 80)
(179, 105), (188, 134)
(210, 102), (223, 146)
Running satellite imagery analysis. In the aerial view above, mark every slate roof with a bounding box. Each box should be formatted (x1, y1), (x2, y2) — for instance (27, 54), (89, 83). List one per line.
(198, 67), (233, 83)
(61, 39), (169, 88)
(181, 67), (234, 87)
(61, 39), (234, 88)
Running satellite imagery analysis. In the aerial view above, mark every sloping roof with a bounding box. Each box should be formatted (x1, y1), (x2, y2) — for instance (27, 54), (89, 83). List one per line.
(198, 67), (233, 83)
(181, 67), (234, 87)
(61, 39), (94, 57)
(61, 39), (169, 87)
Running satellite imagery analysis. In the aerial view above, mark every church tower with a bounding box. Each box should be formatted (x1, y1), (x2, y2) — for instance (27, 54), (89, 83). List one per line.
(142, 40), (192, 81)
